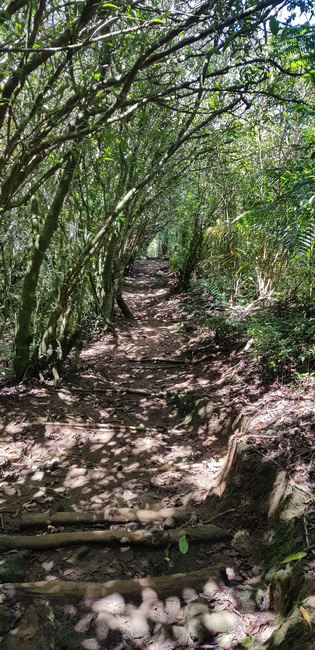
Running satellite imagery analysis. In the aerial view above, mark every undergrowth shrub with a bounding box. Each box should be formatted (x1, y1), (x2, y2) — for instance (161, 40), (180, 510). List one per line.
(191, 279), (224, 307)
(178, 279), (225, 318)
(183, 273), (315, 382)
(205, 314), (246, 347)
(201, 297), (315, 381)
(247, 304), (315, 380)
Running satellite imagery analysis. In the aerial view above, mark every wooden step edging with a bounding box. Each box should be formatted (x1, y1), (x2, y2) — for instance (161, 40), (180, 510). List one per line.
(20, 506), (193, 529)
(0, 524), (231, 551)
(0, 565), (223, 601)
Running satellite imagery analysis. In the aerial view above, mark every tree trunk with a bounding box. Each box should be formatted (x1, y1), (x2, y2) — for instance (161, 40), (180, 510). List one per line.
(115, 277), (134, 320)
(180, 215), (203, 291)
(101, 231), (118, 323)
(14, 151), (78, 381)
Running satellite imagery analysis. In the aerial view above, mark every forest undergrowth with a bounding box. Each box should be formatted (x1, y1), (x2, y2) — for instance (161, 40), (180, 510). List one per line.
(0, 260), (314, 649)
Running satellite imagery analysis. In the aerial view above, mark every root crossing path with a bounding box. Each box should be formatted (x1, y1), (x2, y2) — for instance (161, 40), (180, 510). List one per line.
(0, 259), (279, 649)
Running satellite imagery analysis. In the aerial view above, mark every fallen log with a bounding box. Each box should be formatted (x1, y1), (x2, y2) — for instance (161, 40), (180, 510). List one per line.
(126, 357), (187, 365)
(1, 566), (222, 601)
(0, 523), (231, 551)
(20, 506), (193, 529)
(69, 386), (155, 397)
(20, 421), (164, 432)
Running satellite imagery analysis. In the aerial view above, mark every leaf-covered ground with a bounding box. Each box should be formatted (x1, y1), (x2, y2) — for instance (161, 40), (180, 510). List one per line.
(0, 259), (315, 649)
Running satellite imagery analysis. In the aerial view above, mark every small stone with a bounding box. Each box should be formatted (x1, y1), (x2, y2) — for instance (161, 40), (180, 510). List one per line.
(185, 600), (209, 620)
(64, 604), (77, 618)
(164, 596), (182, 623)
(186, 614), (209, 642)
(76, 546), (89, 559)
(74, 612), (95, 633)
(203, 611), (239, 635)
(81, 637), (99, 649)
(172, 624), (193, 646)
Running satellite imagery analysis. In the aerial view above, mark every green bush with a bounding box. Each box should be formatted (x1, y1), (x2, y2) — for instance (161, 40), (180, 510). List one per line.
(247, 302), (315, 379)
(205, 314), (246, 347)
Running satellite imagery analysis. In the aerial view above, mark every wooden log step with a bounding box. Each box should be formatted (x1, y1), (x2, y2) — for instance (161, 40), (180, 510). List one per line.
(126, 357), (188, 365)
(0, 524), (231, 551)
(12, 421), (164, 432)
(20, 506), (193, 529)
(69, 386), (156, 397)
(1, 565), (223, 601)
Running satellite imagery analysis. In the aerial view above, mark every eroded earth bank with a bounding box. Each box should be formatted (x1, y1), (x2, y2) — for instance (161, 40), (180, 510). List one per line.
(0, 260), (315, 649)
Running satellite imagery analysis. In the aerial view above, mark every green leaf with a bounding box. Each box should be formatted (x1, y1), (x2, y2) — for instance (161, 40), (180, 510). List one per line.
(219, 634), (234, 647)
(269, 16), (280, 36)
(280, 551), (307, 564)
(45, 602), (55, 622)
(0, 10), (10, 23)
(223, 33), (236, 50)
(241, 636), (255, 647)
(179, 534), (189, 554)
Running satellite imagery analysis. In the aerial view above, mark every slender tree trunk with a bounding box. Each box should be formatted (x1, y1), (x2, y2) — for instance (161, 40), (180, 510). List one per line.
(14, 151), (78, 381)
(180, 215), (203, 291)
(115, 276), (134, 320)
(101, 231), (118, 323)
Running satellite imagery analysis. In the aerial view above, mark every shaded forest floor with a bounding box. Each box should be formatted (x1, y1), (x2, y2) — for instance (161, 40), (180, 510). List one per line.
(0, 259), (315, 649)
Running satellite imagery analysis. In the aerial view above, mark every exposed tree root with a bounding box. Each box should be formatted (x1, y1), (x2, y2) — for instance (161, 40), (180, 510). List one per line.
(20, 506), (193, 529)
(209, 436), (239, 496)
(0, 524), (231, 551)
(1, 566), (222, 601)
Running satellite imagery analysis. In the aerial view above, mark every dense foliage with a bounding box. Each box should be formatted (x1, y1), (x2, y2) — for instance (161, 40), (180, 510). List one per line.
(0, 0), (314, 382)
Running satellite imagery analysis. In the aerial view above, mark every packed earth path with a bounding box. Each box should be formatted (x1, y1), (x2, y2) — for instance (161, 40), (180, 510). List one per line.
(1, 259), (315, 649)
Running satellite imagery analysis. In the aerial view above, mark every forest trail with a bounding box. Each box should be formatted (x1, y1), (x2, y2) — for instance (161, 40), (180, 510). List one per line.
(0, 260), (315, 649)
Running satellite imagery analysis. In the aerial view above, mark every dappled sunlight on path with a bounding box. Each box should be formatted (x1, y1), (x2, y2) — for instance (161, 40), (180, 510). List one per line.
(2, 260), (314, 648)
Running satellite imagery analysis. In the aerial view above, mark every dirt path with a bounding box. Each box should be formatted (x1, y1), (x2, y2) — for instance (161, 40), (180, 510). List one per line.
(0, 260), (315, 649)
